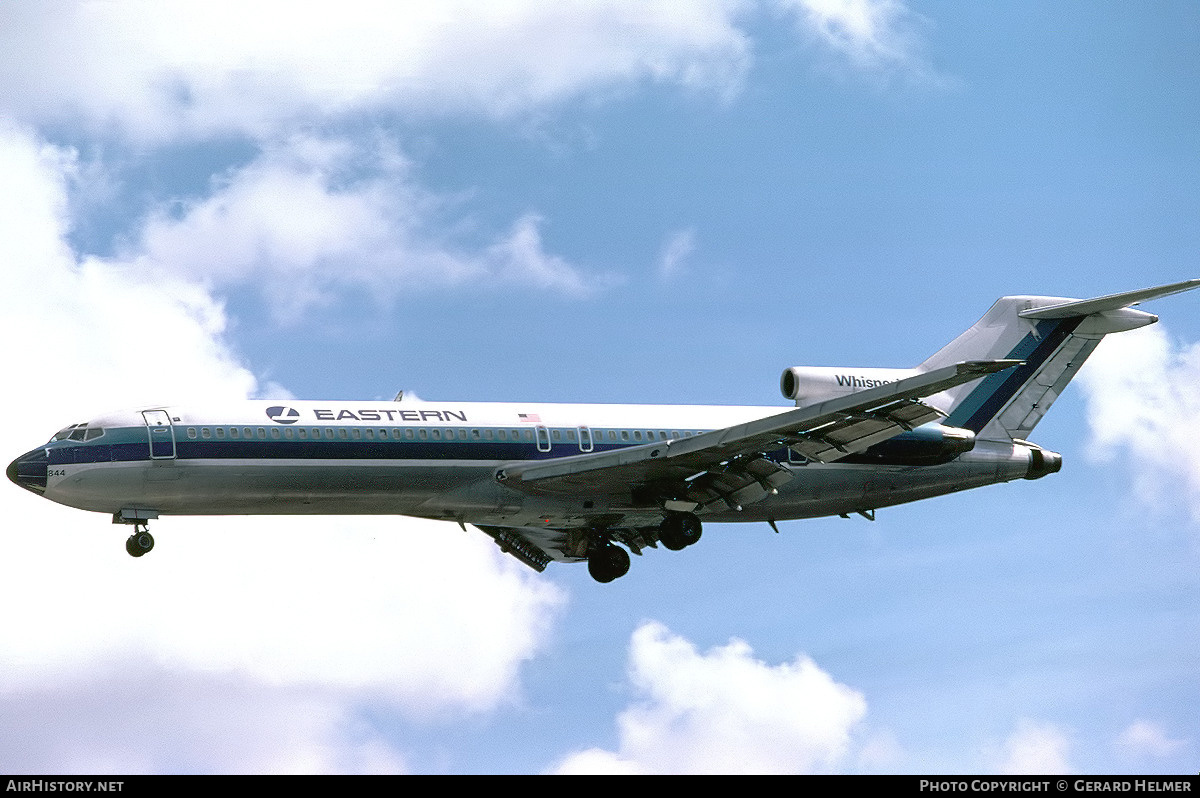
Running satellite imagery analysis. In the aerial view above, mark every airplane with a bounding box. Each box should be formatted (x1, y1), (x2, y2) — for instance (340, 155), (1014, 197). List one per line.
(8, 280), (1199, 582)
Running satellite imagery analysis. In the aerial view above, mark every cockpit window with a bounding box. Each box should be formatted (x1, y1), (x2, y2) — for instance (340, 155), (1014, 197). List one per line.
(51, 423), (104, 442)
(52, 424), (84, 442)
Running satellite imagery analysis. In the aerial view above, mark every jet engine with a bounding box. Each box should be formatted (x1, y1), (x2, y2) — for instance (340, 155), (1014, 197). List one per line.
(780, 366), (920, 405)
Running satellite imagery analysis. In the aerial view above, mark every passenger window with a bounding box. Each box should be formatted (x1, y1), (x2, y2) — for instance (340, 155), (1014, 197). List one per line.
(284, 428), (294, 439)
(271, 428), (281, 439)
(215, 427), (225, 439)
(633, 431), (642, 441)
(621, 430), (629, 441)
(364, 429), (373, 440)
(257, 428), (266, 439)
(230, 427), (240, 439)
(552, 429), (561, 440)
(202, 428), (212, 439)
(338, 429), (348, 440)
(187, 428), (197, 439)
(419, 429), (427, 440)
(353, 429), (362, 440)
(244, 428), (253, 438)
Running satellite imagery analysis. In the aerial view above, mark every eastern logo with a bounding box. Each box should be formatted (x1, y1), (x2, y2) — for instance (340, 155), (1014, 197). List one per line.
(266, 406), (300, 424)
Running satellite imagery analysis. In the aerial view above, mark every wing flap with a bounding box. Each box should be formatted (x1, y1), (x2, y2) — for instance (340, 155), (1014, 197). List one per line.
(475, 525), (566, 570)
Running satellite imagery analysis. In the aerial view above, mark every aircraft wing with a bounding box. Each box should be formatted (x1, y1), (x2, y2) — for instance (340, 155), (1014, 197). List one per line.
(497, 360), (1019, 513)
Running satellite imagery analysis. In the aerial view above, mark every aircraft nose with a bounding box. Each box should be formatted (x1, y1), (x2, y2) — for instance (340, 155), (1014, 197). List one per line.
(7, 448), (48, 495)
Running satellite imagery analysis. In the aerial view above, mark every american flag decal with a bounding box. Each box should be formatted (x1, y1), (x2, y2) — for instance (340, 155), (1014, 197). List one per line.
(518, 413), (541, 423)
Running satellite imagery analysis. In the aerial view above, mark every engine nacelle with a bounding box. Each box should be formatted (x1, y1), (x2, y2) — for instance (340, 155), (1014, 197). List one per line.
(1023, 446), (1063, 480)
(780, 366), (920, 405)
(849, 423), (977, 466)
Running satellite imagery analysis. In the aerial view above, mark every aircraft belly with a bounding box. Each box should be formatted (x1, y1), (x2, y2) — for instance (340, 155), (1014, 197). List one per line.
(705, 445), (1030, 522)
(45, 459), (495, 517)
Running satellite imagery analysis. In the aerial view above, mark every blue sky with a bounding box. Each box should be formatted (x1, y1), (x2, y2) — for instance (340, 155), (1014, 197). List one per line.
(1, 1), (1198, 774)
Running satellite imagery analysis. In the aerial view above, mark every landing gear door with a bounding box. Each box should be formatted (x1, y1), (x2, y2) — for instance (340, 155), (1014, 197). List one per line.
(142, 410), (176, 460)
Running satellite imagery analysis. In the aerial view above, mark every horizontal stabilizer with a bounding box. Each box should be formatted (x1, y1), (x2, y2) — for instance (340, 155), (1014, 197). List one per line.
(1019, 279), (1200, 319)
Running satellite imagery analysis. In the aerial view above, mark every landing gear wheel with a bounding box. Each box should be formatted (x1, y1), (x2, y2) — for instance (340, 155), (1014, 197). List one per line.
(125, 528), (154, 558)
(587, 542), (631, 583)
(659, 512), (702, 551)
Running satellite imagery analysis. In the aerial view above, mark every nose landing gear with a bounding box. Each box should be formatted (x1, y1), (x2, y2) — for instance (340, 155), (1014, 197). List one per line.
(114, 511), (159, 558)
(125, 524), (155, 558)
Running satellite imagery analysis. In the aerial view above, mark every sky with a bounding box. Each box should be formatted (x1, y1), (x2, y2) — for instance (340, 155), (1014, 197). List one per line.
(0, 0), (1198, 774)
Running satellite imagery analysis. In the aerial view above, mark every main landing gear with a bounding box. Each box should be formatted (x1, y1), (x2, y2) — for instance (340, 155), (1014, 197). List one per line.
(587, 539), (630, 583)
(124, 524), (155, 558)
(585, 512), (703, 583)
(658, 512), (702, 551)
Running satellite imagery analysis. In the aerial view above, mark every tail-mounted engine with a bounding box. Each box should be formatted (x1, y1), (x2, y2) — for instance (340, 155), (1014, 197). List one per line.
(780, 365), (978, 466)
(1021, 443), (1063, 480)
(781, 366), (921, 406)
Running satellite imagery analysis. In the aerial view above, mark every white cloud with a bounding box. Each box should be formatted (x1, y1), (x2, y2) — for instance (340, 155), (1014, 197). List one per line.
(552, 621), (868, 774)
(778, 0), (938, 83)
(1076, 325), (1200, 520)
(993, 719), (1073, 775)
(121, 135), (611, 318)
(0, 2), (941, 144)
(1115, 720), (1187, 761)
(0, 1), (755, 141)
(658, 227), (696, 280)
(0, 122), (566, 772)
(0, 669), (409, 774)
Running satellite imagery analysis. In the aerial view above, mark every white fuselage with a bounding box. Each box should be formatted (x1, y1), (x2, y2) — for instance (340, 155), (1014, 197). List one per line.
(15, 397), (1038, 531)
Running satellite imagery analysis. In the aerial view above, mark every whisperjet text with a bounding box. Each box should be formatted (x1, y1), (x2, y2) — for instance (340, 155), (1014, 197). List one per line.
(834, 374), (899, 389)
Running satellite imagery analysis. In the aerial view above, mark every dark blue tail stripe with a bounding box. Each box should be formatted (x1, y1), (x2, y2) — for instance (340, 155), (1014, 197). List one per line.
(945, 317), (1083, 433)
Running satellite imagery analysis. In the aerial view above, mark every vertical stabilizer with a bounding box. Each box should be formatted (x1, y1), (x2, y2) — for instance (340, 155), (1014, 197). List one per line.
(918, 280), (1199, 441)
